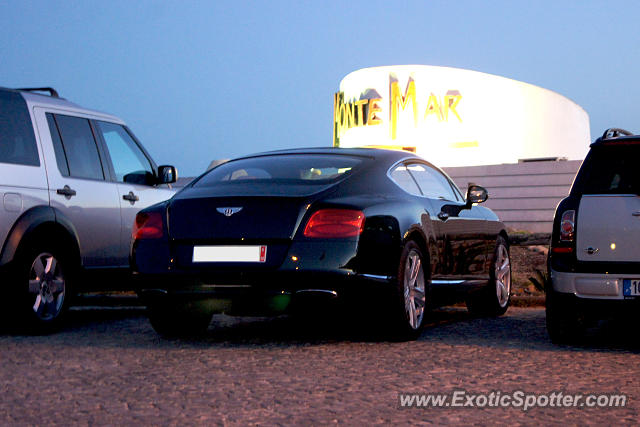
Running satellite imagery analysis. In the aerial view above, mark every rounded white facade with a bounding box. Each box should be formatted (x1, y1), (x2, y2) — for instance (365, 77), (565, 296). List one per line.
(333, 65), (590, 167)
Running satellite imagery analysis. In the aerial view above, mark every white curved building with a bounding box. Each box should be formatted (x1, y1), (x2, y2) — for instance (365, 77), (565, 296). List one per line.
(333, 65), (591, 232)
(333, 65), (590, 167)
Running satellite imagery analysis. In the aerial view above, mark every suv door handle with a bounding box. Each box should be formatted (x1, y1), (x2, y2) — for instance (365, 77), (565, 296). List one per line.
(123, 191), (139, 203)
(56, 185), (76, 199)
(437, 211), (450, 221)
(632, 211), (640, 217)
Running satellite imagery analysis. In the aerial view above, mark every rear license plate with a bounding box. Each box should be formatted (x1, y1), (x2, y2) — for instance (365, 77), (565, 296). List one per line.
(623, 279), (640, 296)
(192, 245), (267, 263)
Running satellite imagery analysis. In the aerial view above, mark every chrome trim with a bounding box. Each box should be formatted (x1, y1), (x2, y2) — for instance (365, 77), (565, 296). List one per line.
(295, 289), (338, 297)
(358, 273), (392, 281)
(216, 207), (243, 217)
(431, 280), (465, 285)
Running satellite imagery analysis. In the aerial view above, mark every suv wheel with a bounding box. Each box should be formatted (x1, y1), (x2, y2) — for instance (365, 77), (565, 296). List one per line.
(546, 288), (584, 344)
(467, 235), (511, 316)
(16, 242), (73, 332)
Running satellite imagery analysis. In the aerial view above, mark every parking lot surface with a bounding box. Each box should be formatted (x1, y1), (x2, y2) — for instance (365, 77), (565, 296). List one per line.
(1, 306), (639, 425)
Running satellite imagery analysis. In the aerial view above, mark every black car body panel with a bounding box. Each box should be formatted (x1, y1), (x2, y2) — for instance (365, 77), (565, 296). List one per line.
(132, 148), (507, 314)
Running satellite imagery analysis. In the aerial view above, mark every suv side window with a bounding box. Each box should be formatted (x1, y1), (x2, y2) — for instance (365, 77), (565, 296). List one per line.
(46, 113), (70, 176)
(0, 90), (40, 166)
(95, 121), (155, 186)
(390, 164), (422, 195)
(48, 114), (105, 180)
(406, 163), (459, 201)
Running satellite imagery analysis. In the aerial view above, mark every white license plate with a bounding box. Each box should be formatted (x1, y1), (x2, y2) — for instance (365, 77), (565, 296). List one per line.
(192, 245), (267, 263)
(623, 279), (640, 296)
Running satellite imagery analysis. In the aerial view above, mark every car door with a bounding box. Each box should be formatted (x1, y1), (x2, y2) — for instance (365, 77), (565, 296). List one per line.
(33, 109), (122, 267)
(92, 121), (175, 264)
(405, 162), (487, 279)
(389, 162), (450, 278)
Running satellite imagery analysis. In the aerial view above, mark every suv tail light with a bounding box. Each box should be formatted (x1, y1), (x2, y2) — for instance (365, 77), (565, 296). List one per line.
(132, 211), (164, 240)
(559, 210), (575, 242)
(552, 209), (575, 254)
(303, 209), (365, 238)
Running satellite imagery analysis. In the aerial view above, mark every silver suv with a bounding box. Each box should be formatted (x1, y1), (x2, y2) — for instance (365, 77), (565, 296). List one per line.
(547, 128), (640, 343)
(0, 87), (177, 331)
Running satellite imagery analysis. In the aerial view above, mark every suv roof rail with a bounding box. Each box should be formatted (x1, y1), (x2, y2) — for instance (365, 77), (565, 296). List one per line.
(591, 128), (639, 147)
(601, 128), (634, 139)
(16, 87), (59, 98)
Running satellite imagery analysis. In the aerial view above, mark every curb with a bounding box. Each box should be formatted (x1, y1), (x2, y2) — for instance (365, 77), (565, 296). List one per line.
(511, 295), (545, 307)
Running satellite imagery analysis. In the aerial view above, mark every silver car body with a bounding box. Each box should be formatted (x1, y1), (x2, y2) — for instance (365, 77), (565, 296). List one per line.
(1, 89), (175, 273)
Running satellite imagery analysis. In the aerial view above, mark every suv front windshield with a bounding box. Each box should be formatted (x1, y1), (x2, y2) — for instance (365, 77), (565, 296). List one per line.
(193, 154), (364, 188)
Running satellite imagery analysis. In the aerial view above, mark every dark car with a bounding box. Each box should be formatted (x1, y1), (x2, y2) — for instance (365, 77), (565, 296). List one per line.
(131, 148), (511, 339)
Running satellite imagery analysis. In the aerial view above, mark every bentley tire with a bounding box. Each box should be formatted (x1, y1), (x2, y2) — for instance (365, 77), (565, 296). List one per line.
(147, 299), (212, 337)
(466, 235), (511, 317)
(391, 240), (429, 340)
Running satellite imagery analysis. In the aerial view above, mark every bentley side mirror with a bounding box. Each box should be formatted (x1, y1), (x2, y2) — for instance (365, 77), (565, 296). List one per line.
(158, 165), (178, 184)
(466, 184), (488, 207)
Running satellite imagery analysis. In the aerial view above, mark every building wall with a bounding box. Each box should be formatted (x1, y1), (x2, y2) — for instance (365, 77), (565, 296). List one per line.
(336, 65), (591, 168)
(443, 160), (582, 233)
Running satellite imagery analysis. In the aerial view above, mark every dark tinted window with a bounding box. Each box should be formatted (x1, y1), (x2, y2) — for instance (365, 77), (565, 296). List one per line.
(194, 154), (363, 188)
(46, 113), (70, 176)
(575, 145), (640, 194)
(53, 114), (104, 180)
(406, 163), (459, 201)
(0, 90), (40, 166)
(95, 121), (154, 185)
(390, 164), (421, 195)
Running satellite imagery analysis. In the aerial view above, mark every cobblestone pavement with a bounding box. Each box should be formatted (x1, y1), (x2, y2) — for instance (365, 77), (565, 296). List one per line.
(1, 306), (639, 425)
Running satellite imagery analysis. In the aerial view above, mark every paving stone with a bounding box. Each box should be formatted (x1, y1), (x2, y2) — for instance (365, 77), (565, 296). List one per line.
(0, 307), (638, 425)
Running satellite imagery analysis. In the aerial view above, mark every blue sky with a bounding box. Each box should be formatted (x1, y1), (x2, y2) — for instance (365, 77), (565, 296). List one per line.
(2, 1), (639, 176)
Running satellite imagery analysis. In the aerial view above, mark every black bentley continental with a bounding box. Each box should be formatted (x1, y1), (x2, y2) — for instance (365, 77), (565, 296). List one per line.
(131, 148), (511, 339)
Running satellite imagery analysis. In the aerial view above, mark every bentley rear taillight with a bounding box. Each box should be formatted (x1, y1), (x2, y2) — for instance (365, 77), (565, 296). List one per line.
(132, 211), (164, 240)
(303, 209), (365, 238)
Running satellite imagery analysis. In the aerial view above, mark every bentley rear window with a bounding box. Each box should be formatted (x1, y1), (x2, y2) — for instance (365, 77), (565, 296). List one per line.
(193, 154), (363, 187)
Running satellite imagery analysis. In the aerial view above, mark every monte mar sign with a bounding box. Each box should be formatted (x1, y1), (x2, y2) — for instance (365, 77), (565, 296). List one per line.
(333, 77), (462, 146)
(333, 65), (589, 167)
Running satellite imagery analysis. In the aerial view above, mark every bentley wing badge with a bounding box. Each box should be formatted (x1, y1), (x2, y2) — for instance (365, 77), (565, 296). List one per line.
(216, 207), (243, 217)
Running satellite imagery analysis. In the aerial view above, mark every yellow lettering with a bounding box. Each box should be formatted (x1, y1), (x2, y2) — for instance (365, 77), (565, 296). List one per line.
(367, 98), (382, 126)
(355, 99), (368, 126)
(339, 102), (347, 132)
(390, 80), (417, 139)
(333, 92), (342, 146)
(333, 84), (461, 147)
(345, 102), (355, 129)
(424, 93), (443, 121)
(444, 94), (462, 122)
